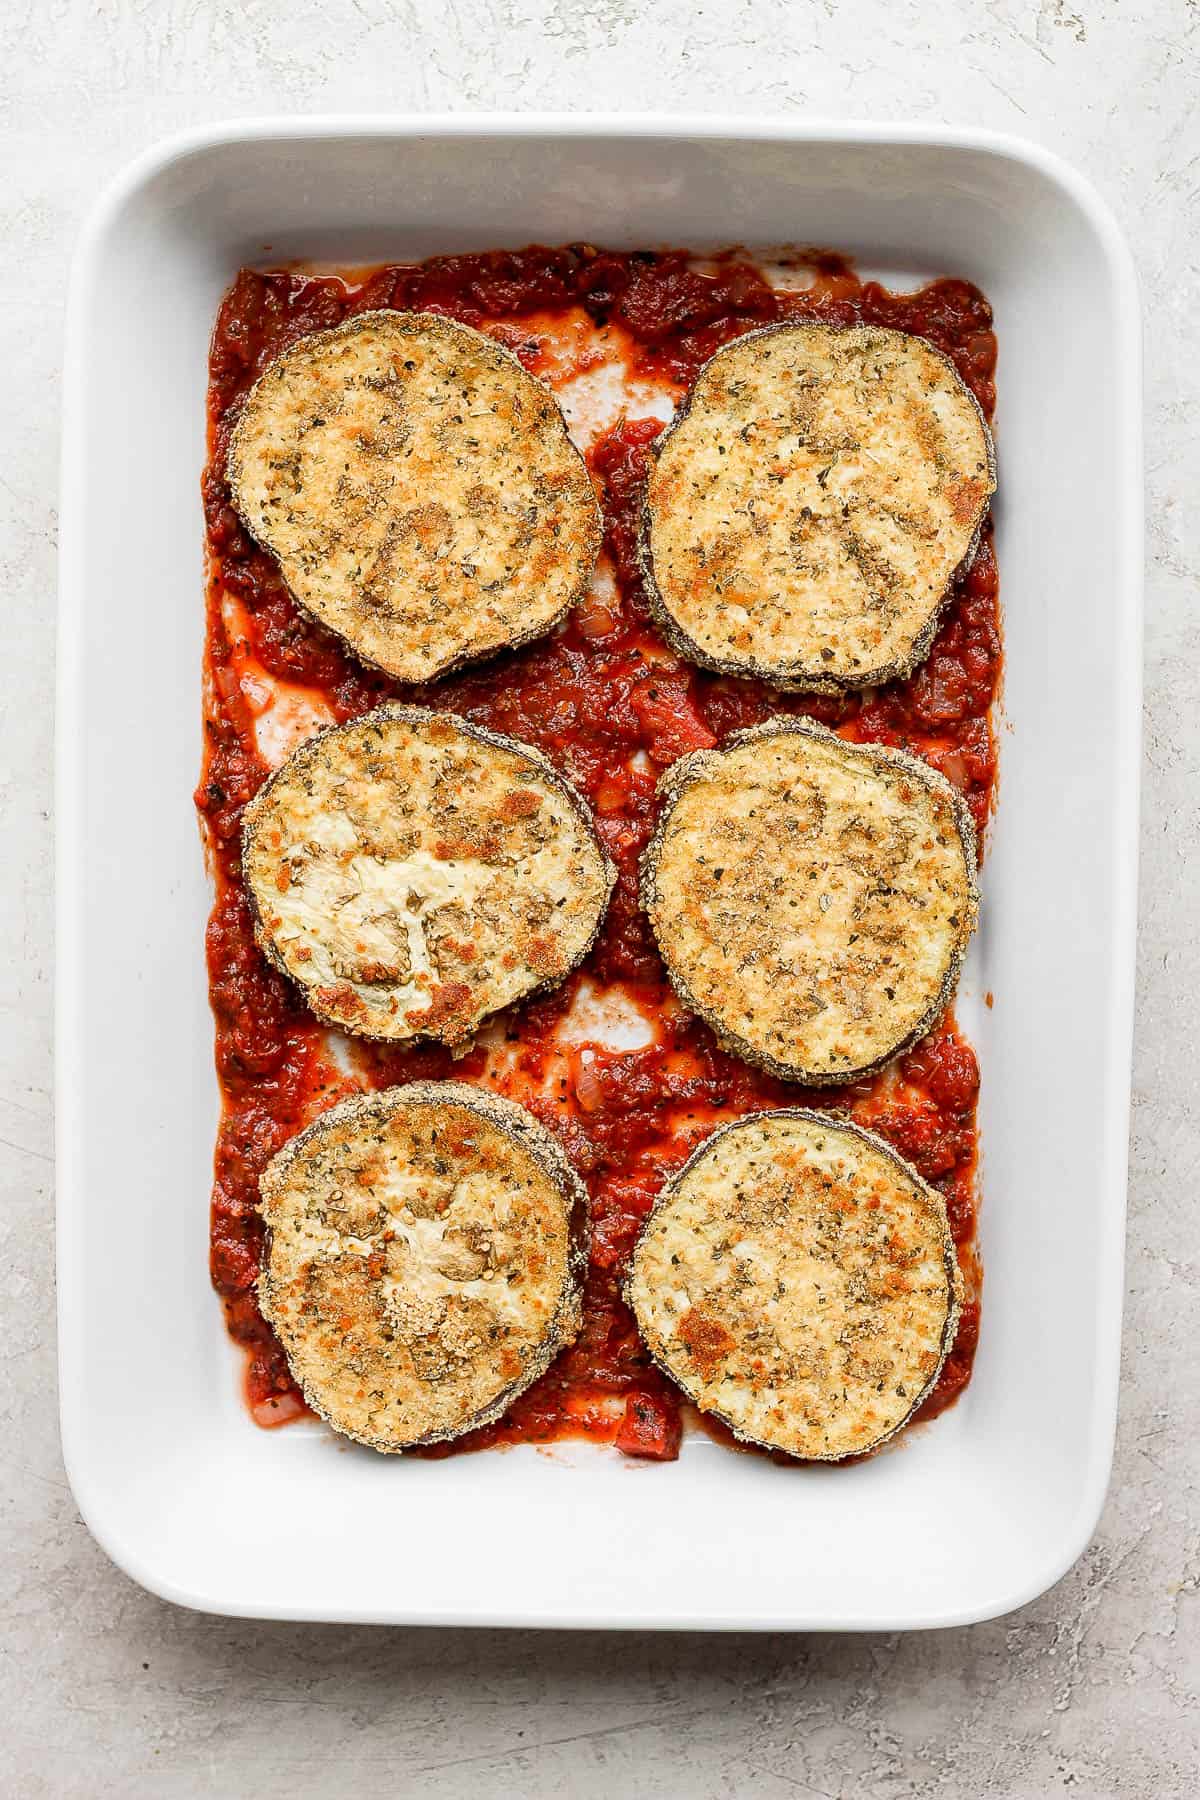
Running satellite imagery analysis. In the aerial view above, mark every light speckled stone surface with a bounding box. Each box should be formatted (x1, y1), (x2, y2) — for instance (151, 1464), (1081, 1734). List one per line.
(2, 2), (1196, 1794)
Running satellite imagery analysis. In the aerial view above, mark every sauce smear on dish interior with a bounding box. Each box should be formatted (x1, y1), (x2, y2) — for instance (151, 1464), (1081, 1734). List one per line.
(198, 247), (999, 1459)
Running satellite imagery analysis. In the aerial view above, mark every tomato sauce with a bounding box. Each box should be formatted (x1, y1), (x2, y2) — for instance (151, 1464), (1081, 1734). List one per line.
(198, 246), (999, 1459)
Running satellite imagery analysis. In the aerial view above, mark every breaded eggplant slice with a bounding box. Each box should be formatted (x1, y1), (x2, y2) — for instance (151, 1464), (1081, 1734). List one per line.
(627, 1109), (961, 1460)
(242, 705), (614, 1044)
(640, 717), (978, 1083)
(259, 1082), (589, 1452)
(227, 310), (602, 681)
(641, 323), (996, 692)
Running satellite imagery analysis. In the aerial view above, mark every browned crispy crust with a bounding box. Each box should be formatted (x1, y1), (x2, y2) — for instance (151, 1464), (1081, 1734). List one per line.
(625, 1107), (961, 1461)
(228, 310), (603, 682)
(639, 322), (996, 694)
(639, 716), (979, 1084)
(242, 705), (615, 1045)
(259, 1081), (590, 1453)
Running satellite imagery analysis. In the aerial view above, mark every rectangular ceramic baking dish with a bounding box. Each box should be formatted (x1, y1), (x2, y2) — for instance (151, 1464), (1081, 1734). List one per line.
(57, 117), (1142, 1629)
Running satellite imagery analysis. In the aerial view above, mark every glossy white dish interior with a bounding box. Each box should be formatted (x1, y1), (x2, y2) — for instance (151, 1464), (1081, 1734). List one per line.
(58, 118), (1141, 1629)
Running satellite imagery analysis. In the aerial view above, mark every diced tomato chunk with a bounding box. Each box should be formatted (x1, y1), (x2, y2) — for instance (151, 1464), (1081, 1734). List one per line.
(630, 676), (717, 764)
(615, 1391), (683, 1461)
(902, 1032), (980, 1115)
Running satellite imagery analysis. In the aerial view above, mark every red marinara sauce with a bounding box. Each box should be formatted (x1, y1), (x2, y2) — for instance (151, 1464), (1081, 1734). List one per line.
(197, 247), (998, 1457)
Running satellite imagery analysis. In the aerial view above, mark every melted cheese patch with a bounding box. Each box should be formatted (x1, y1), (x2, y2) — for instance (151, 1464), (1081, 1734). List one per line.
(254, 688), (337, 766)
(556, 359), (677, 449)
(554, 978), (658, 1051)
(217, 589), (336, 767)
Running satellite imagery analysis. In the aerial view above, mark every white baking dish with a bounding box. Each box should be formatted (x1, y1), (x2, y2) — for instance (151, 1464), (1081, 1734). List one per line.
(57, 117), (1141, 1629)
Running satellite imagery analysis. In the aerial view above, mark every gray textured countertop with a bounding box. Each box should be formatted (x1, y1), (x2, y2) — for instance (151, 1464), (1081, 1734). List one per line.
(3, 2), (1195, 1794)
